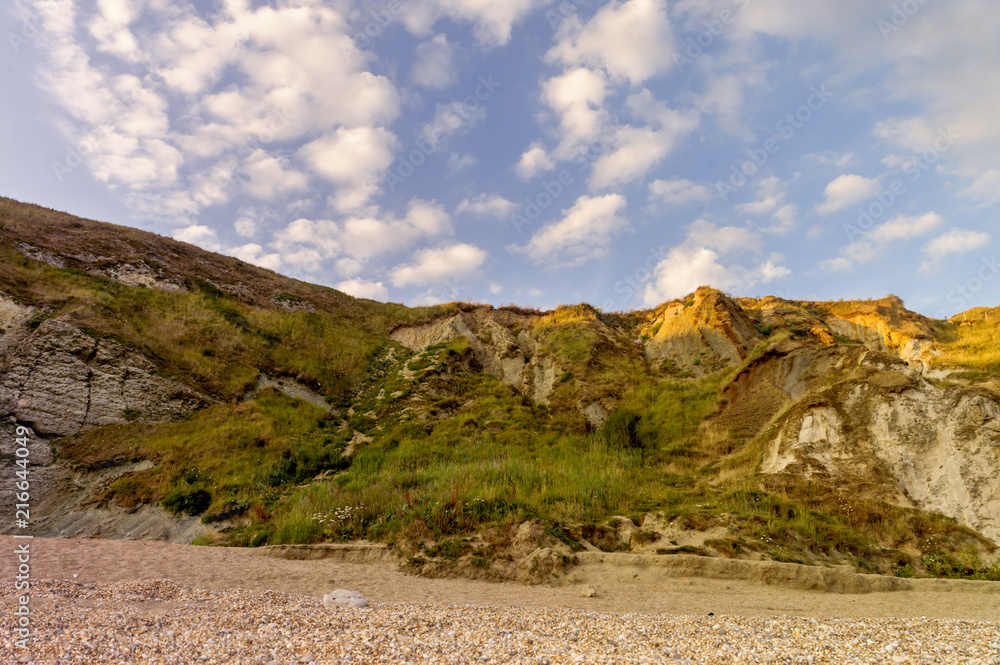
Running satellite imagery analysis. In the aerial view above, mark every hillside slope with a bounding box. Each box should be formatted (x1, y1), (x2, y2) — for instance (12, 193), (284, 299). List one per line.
(1, 197), (997, 582)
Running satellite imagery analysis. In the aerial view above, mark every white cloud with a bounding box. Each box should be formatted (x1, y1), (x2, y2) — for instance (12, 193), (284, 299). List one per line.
(399, 0), (548, 47)
(338, 200), (453, 260)
(696, 74), (753, 139)
(298, 126), (398, 212)
(589, 119), (697, 190)
(172, 224), (221, 252)
(589, 89), (699, 189)
(642, 220), (787, 304)
(644, 248), (738, 303)
(959, 169), (1000, 207)
(269, 199), (453, 273)
(515, 142), (555, 179)
(869, 212), (945, 244)
(805, 152), (858, 168)
(736, 176), (787, 216)
(419, 101), (487, 151)
(547, 0), (675, 84)
(816, 174), (882, 214)
(648, 178), (711, 206)
(767, 205), (798, 235)
(230, 243), (282, 271)
(234, 217), (257, 238)
(335, 278), (389, 301)
(448, 152), (477, 173)
(390, 243), (487, 287)
(541, 67), (610, 160)
(687, 220), (762, 254)
(412, 34), (457, 89)
(920, 229), (992, 272)
(30, 0), (403, 223)
(759, 259), (792, 283)
(822, 213), (948, 271)
(516, 194), (629, 267)
(818, 257), (853, 272)
(488, 282), (503, 295)
(457, 194), (517, 219)
(240, 151), (309, 200)
(734, 176), (799, 234)
(88, 0), (139, 62)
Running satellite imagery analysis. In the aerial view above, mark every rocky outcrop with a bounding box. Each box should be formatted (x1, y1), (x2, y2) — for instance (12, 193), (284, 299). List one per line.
(0, 418), (203, 542)
(644, 287), (761, 377)
(0, 317), (209, 437)
(98, 261), (186, 292)
(391, 311), (552, 400)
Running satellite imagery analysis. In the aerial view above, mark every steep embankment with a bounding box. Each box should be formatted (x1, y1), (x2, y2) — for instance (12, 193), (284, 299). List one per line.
(0, 196), (450, 541)
(1, 196), (997, 580)
(710, 295), (1000, 545)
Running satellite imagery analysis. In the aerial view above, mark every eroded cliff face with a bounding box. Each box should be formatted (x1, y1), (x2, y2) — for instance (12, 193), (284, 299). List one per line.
(761, 367), (1000, 544)
(644, 287), (762, 377)
(389, 306), (645, 426)
(0, 299), (209, 437)
(708, 327), (1000, 545)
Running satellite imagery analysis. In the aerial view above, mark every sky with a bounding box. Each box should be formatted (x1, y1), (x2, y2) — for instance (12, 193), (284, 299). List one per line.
(1, 0), (998, 318)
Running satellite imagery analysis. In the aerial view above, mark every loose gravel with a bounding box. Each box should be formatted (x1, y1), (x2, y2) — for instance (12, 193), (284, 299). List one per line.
(3, 579), (999, 664)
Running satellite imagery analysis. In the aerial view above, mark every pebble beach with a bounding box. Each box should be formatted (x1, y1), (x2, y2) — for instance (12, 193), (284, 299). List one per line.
(3, 578), (1000, 665)
(2, 537), (999, 664)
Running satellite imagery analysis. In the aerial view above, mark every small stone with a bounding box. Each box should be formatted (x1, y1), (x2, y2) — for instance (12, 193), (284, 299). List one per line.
(580, 587), (597, 598)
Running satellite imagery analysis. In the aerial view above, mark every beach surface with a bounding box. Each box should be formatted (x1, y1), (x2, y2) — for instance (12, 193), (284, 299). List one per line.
(2, 537), (999, 664)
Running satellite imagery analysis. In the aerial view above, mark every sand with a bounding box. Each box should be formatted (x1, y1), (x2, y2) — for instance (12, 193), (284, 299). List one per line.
(3, 536), (999, 619)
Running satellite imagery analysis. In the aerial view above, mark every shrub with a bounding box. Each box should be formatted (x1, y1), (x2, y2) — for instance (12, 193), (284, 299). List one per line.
(163, 487), (212, 516)
(598, 407), (642, 449)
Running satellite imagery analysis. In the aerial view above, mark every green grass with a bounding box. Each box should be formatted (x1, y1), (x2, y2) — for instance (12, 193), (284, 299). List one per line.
(266, 363), (728, 549)
(57, 387), (350, 519)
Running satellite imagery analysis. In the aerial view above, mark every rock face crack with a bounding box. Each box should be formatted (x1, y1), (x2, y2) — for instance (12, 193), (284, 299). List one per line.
(0, 318), (209, 437)
(82, 367), (94, 427)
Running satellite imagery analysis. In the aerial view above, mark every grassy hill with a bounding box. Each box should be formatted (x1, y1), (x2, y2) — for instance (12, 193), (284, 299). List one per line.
(1, 196), (998, 582)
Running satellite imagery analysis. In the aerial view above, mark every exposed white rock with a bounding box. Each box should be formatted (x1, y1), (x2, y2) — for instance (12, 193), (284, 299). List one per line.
(765, 376), (1000, 544)
(322, 589), (368, 609)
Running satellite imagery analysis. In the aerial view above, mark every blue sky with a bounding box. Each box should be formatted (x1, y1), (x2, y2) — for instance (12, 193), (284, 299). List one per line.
(2, 0), (997, 318)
